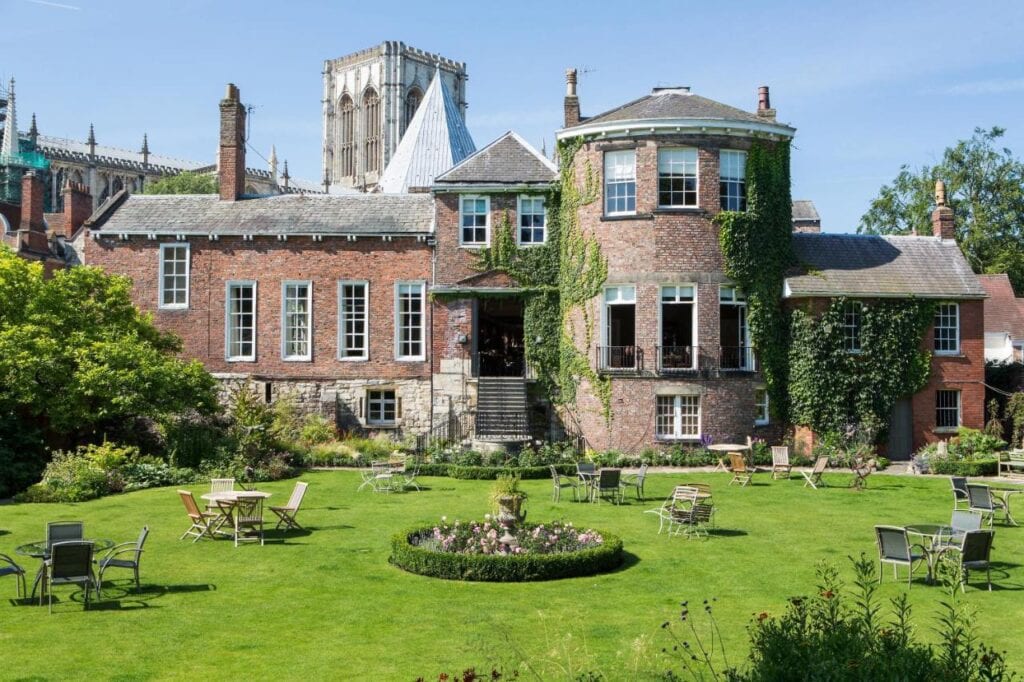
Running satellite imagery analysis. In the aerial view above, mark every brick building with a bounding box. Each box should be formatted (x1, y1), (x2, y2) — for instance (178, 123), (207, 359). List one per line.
(77, 70), (988, 458)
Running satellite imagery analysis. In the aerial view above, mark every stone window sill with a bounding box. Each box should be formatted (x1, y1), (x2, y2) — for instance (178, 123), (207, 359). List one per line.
(934, 426), (960, 434)
(600, 213), (653, 223)
(653, 207), (706, 216)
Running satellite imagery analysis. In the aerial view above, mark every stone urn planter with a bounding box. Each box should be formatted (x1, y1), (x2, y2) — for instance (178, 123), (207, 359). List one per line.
(496, 494), (526, 525)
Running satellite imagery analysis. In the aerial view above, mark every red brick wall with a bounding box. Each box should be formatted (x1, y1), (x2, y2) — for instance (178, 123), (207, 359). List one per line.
(85, 234), (431, 381)
(912, 298), (985, 448)
(434, 192), (525, 285)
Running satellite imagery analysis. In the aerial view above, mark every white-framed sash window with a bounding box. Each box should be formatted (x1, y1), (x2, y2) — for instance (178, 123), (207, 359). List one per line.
(281, 281), (312, 361)
(158, 243), (190, 309)
(338, 280), (368, 360)
(226, 281), (257, 361)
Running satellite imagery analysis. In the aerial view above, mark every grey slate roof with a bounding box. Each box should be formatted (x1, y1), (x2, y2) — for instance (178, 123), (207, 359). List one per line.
(378, 73), (476, 192)
(571, 89), (766, 128)
(88, 192), (434, 235)
(435, 131), (558, 185)
(785, 233), (986, 299)
(792, 200), (820, 222)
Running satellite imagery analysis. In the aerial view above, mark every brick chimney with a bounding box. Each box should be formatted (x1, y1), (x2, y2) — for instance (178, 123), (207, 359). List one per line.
(62, 181), (92, 238)
(564, 68), (581, 128)
(932, 179), (955, 240)
(219, 83), (246, 202)
(19, 171), (49, 253)
(756, 85), (776, 121)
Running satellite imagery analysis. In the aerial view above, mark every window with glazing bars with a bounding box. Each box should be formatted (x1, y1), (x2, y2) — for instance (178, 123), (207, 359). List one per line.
(934, 303), (959, 354)
(226, 282), (256, 360)
(282, 282), (311, 360)
(658, 148), (698, 207)
(843, 301), (863, 352)
(396, 283), (424, 359)
(367, 389), (397, 425)
(518, 196), (546, 244)
(604, 150), (636, 215)
(339, 282), (367, 359)
(656, 395), (700, 439)
(460, 197), (489, 245)
(719, 150), (746, 211)
(159, 244), (189, 308)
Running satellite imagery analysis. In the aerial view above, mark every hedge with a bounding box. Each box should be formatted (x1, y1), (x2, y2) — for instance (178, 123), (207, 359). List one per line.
(928, 457), (1000, 477)
(389, 524), (624, 582)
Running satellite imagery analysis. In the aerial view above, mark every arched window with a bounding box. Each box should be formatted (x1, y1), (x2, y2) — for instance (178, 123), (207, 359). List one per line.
(363, 87), (380, 174)
(338, 95), (354, 178)
(404, 87), (422, 130)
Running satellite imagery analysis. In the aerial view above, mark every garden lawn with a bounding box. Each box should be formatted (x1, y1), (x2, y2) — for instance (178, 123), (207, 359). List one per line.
(1, 471), (1023, 680)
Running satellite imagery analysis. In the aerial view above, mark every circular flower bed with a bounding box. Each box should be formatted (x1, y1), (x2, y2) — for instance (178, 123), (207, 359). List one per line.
(390, 519), (624, 582)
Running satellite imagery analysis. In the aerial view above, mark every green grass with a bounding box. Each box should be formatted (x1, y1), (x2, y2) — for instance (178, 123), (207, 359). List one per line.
(2, 471), (1023, 680)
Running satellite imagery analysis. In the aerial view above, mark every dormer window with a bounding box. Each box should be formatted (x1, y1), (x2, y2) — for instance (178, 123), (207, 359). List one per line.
(719, 150), (747, 211)
(658, 148), (698, 208)
(604, 150), (636, 216)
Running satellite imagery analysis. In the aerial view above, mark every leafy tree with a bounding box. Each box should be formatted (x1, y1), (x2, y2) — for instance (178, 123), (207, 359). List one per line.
(859, 127), (1024, 294)
(144, 170), (217, 195)
(0, 246), (219, 490)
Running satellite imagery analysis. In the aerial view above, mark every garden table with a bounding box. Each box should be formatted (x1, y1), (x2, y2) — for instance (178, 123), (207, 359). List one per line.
(201, 491), (272, 534)
(708, 443), (751, 472)
(904, 524), (954, 584)
(16, 538), (113, 601)
(987, 485), (1024, 526)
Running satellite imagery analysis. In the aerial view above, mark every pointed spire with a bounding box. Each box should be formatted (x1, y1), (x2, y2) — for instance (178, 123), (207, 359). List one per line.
(87, 123), (96, 158)
(141, 133), (150, 168)
(282, 160), (290, 189)
(377, 71), (476, 193)
(29, 113), (38, 147)
(269, 144), (278, 185)
(541, 138), (547, 159)
(1, 77), (18, 159)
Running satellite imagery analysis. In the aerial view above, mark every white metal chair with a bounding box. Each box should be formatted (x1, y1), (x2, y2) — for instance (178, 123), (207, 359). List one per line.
(549, 465), (581, 502)
(950, 477), (970, 510)
(46, 521), (84, 552)
(967, 483), (1005, 526)
(938, 529), (995, 591)
(620, 464), (648, 501)
(270, 482), (308, 531)
(0, 553), (26, 598)
(875, 525), (927, 587)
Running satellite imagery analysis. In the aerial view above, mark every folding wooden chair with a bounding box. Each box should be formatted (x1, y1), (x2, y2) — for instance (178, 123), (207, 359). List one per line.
(728, 452), (753, 487)
(771, 446), (792, 479)
(270, 482), (308, 531)
(178, 490), (219, 542)
(850, 458), (876, 491)
(802, 456), (829, 489)
(232, 495), (265, 547)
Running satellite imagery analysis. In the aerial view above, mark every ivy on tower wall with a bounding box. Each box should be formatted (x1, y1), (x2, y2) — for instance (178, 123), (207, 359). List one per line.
(714, 140), (794, 421)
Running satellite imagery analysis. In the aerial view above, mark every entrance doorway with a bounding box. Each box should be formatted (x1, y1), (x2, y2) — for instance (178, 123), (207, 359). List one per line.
(887, 398), (913, 460)
(474, 298), (525, 377)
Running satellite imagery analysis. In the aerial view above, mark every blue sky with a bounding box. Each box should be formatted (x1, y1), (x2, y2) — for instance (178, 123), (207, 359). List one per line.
(4, 0), (1023, 231)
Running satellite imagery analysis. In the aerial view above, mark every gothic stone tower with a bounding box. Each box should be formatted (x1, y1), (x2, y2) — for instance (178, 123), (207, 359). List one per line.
(322, 41), (468, 191)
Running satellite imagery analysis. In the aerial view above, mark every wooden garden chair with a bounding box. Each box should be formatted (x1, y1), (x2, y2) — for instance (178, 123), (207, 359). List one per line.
(850, 458), (876, 491)
(802, 456), (829, 489)
(771, 446), (792, 479)
(728, 452), (753, 487)
(270, 482), (308, 531)
(178, 490), (219, 542)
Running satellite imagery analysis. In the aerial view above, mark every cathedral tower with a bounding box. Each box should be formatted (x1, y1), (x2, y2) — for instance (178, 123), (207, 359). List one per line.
(321, 41), (468, 191)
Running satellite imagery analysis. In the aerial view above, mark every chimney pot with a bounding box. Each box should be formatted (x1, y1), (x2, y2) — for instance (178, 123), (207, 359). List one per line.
(931, 179), (955, 240)
(758, 86), (770, 110)
(563, 68), (581, 128)
(565, 68), (577, 97)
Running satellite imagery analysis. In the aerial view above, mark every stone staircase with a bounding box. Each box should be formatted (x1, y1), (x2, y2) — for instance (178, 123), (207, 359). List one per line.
(475, 376), (530, 441)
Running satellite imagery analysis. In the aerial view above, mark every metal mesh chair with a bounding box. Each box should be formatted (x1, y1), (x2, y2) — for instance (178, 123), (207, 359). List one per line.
(620, 464), (648, 501)
(46, 521), (84, 552)
(594, 469), (622, 504)
(45, 541), (96, 613)
(0, 553), (26, 598)
(549, 465), (581, 502)
(270, 482), (308, 531)
(97, 526), (148, 593)
(939, 529), (995, 591)
(875, 525), (926, 587)
(967, 483), (1005, 526)
(950, 477), (969, 510)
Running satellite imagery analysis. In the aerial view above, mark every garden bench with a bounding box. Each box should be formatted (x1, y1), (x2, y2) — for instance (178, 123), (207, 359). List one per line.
(999, 451), (1024, 477)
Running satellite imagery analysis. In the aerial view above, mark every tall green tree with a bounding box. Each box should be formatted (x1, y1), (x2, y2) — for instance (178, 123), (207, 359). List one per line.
(144, 170), (217, 195)
(0, 246), (219, 492)
(859, 127), (1024, 294)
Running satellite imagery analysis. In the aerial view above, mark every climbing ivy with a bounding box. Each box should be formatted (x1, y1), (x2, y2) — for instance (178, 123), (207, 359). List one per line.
(788, 298), (934, 436)
(470, 137), (610, 419)
(714, 141), (794, 420)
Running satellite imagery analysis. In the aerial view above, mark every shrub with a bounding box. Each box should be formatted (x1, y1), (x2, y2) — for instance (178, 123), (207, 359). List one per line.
(930, 457), (1000, 477)
(446, 464), (574, 480)
(159, 410), (231, 469)
(390, 523), (623, 582)
(299, 414), (337, 446)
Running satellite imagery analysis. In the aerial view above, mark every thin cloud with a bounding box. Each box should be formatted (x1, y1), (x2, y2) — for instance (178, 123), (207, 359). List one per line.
(22, 0), (81, 9)
(934, 78), (1024, 96)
